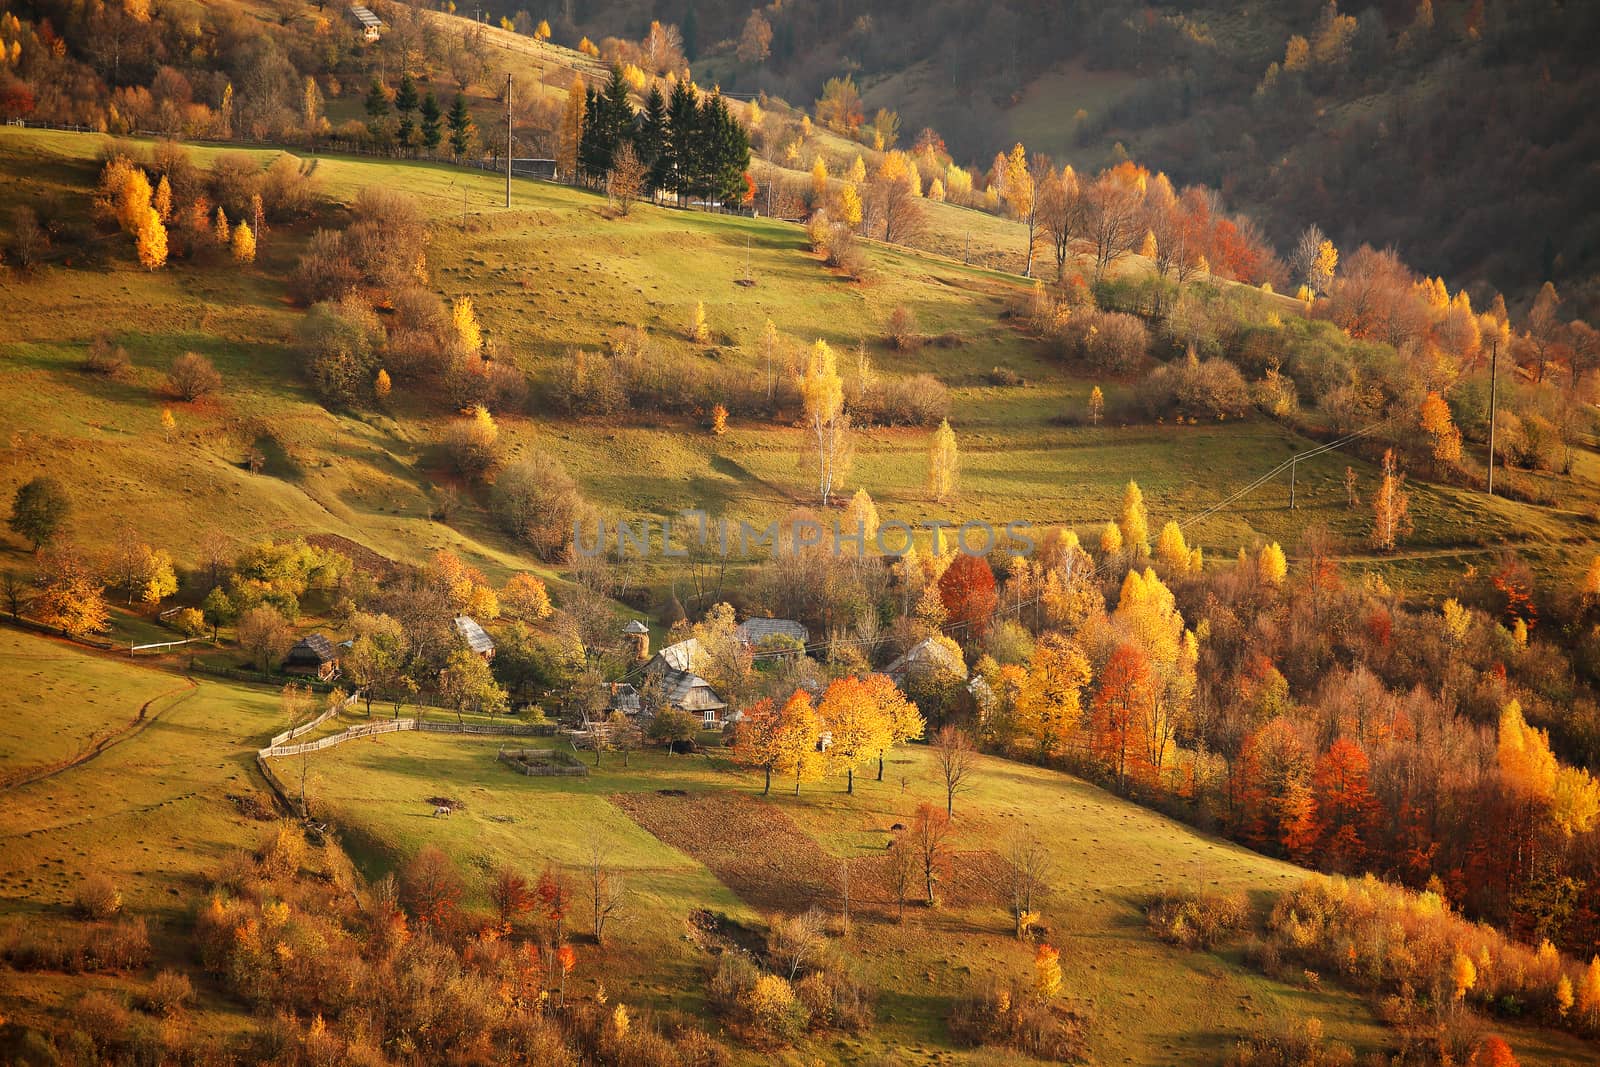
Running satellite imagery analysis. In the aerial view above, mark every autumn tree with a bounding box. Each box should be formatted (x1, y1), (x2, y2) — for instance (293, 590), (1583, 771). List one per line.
(33, 546), (110, 637)
(927, 418), (958, 502)
(1006, 829), (1051, 937)
(1118, 480), (1151, 559)
(933, 725), (977, 816)
(1311, 738), (1377, 871)
(862, 672), (923, 780)
(1258, 542), (1287, 587)
(135, 206), (167, 269)
(796, 339), (850, 506)
(400, 845), (464, 931)
(730, 696), (784, 794)
(1085, 162), (1148, 281)
(818, 676), (889, 793)
(998, 144), (1043, 278)
(166, 352), (222, 401)
(1154, 521), (1191, 574)
(9, 476), (69, 549)
(1037, 164), (1083, 279)
(237, 604), (293, 676)
(1420, 391), (1462, 464)
(910, 800), (952, 906)
(558, 76), (585, 181)
(489, 866), (535, 931)
(1371, 449), (1411, 551)
(501, 573), (553, 621)
(607, 142), (645, 215)
(439, 645), (508, 723)
(815, 74), (863, 134)
(1111, 569), (1197, 781)
(1013, 632), (1091, 760)
(231, 219), (255, 263)
(343, 611), (411, 716)
(938, 553), (997, 637)
(1091, 642), (1153, 791)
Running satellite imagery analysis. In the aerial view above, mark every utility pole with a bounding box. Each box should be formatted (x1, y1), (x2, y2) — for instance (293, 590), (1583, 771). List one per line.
(1290, 454), (1297, 509)
(1487, 337), (1500, 496)
(505, 73), (513, 208)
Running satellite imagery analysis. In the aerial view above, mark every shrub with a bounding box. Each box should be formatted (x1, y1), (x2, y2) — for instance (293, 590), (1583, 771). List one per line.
(948, 978), (1084, 1062)
(1071, 310), (1149, 372)
(84, 333), (131, 378)
(1144, 355), (1252, 419)
(858, 373), (949, 426)
(139, 969), (195, 1017)
(293, 229), (360, 303)
(173, 607), (206, 638)
(299, 297), (381, 407)
(209, 152), (260, 217)
(7, 205), (46, 272)
(165, 352), (222, 401)
(886, 305), (920, 350)
(74, 875), (122, 920)
(1146, 889), (1250, 949)
(0, 916), (150, 972)
(740, 973), (807, 1045)
(494, 452), (587, 560)
(988, 366), (1025, 387)
(257, 822), (306, 881)
(647, 708), (699, 749)
(442, 405), (501, 478)
(259, 154), (317, 220)
(345, 187), (427, 292)
(1224, 1017), (1355, 1067)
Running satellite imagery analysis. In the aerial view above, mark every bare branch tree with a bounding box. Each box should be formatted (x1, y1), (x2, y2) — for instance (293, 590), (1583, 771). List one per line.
(933, 725), (978, 817)
(1006, 829), (1051, 938)
(586, 834), (627, 944)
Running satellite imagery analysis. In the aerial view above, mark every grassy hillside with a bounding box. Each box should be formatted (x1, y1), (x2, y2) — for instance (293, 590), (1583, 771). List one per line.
(5, 127), (1596, 604)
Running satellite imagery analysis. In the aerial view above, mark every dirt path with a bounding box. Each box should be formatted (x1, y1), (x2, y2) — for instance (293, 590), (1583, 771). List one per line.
(0, 678), (197, 792)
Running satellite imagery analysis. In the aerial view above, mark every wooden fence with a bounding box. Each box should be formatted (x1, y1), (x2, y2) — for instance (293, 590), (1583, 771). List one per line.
(259, 717), (552, 759)
(497, 747), (589, 777)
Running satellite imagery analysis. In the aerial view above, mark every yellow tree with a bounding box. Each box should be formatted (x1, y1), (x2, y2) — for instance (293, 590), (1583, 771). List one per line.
(1578, 956), (1600, 1021)
(1013, 632), (1091, 760)
(838, 184), (863, 229)
(1154, 521), (1190, 573)
(1000, 143), (1041, 277)
(375, 368), (392, 400)
(558, 75), (586, 181)
(862, 672), (923, 781)
(773, 689), (824, 795)
(1419, 391), (1462, 464)
(1034, 943), (1062, 998)
(1258, 542), (1287, 587)
(1090, 385), (1105, 425)
(690, 300), (709, 343)
(795, 339), (849, 506)
(927, 419), (958, 503)
(1112, 568), (1197, 779)
(1099, 520), (1123, 558)
(453, 296), (483, 352)
(848, 155), (866, 183)
(135, 207), (167, 270)
(535, 19), (551, 40)
(160, 408), (175, 443)
(213, 206), (230, 247)
(501, 573), (553, 621)
(843, 488), (880, 545)
(231, 219), (256, 263)
(117, 166), (152, 234)
(818, 676), (891, 793)
(1371, 449), (1411, 551)
(1118, 480), (1150, 558)
(810, 157), (828, 202)
(153, 175), (172, 222)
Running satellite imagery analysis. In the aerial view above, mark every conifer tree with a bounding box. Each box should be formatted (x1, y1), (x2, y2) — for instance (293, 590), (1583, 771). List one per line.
(364, 77), (389, 139)
(395, 72), (419, 148)
(447, 94), (475, 158)
(638, 86), (668, 196)
(420, 92), (443, 152)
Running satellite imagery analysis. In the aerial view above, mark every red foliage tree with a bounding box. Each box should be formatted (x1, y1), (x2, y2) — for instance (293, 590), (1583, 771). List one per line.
(1311, 739), (1378, 872)
(1090, 643), (1152, 792)
(938, 553), (998, 637)
(400, 845), (464, 932)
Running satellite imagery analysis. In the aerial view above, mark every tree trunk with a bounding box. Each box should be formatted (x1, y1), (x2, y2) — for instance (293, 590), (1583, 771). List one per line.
(847, 767), (854, 794)
(763, 767), (771, 795)
(877, 754), (884, 781)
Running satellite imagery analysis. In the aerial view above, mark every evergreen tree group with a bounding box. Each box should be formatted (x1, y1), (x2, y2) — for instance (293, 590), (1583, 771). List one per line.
(576, 67), (750, 207)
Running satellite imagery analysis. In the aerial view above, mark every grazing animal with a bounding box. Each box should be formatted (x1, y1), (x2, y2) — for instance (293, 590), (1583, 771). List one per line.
(433, 805), (452, 818)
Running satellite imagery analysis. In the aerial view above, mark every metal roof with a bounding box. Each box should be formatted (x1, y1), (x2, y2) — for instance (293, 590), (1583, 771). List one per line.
(735, 618), (809, 646)
(883, 637), (966, 685)
(349, 5), (383, 28)
(646, 639), (727, 711)
(286, 632), (337, 663)
(453, 616), (495, 654)
(622, 620), (649, 634)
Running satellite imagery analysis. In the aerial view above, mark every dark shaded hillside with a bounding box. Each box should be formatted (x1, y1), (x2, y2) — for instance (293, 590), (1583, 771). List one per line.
(538, 0), (1600, 310)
